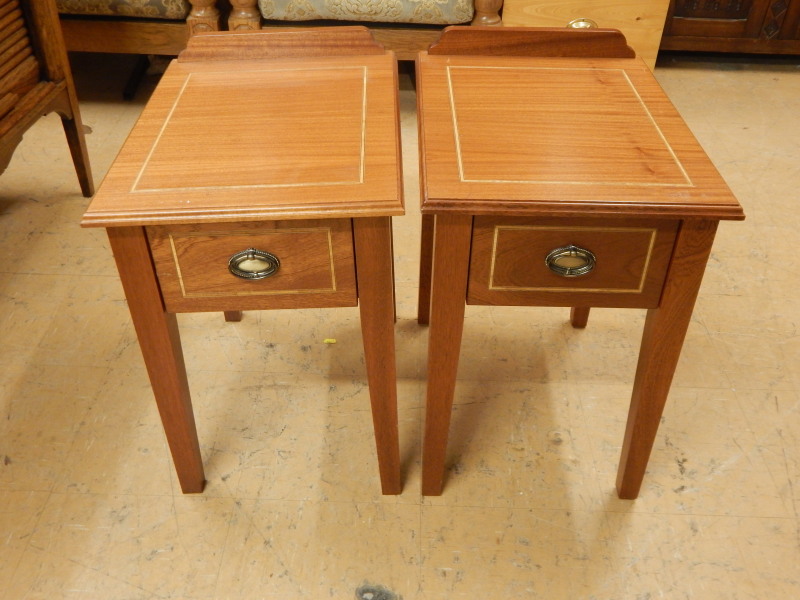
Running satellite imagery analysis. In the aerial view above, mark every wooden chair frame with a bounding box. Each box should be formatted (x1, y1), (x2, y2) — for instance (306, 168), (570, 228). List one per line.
(59, 0), (222, 56)
(1, 0), (93, 196)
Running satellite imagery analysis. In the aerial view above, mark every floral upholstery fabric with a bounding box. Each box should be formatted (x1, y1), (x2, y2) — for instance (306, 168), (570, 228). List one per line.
(56, 0), (190, 19)
(257, 0), (473, 25)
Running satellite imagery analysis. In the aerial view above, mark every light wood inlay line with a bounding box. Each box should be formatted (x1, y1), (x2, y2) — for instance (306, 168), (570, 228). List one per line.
(445, 66), (467, 183)
(488, 225), (658, 293)
(359, 65), (368, 185)
(326, 224), (339, 293)
(618, 70), (692, 186)
(447, 65), (693, 188)
(132, 74), (192, 193)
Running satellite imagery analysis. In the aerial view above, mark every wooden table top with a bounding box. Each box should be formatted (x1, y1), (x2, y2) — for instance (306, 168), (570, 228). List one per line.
(417, 52), (744, 221)
(83, 52), (403, 227)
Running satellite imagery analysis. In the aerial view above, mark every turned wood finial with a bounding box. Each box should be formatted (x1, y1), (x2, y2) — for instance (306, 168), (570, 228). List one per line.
(187, 0), (221, 34)
(472, 0), (503, 26)
(228, 0), (261, 31)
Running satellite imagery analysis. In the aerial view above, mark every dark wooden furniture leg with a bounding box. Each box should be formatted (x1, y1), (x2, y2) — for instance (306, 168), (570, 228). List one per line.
(353, 217), (402, 495)
(122, 55), (151, 101)
(2, 0), (94, 196)
(421, 213), (473, 496)
(616, 220), (718, 499)
(224, 311), (243, 322)
(417, 213), (435, 325)
(107, 227), (205, 493)
(59, 109), (94, 197)
(570, 307), (591, 328)
(33, 0), (94, 197)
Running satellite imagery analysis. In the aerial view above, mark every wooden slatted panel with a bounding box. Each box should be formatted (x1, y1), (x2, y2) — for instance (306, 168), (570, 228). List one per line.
(0, 79), (61, 138)
(0, 0), (37, 99)
(1, 0), (93, 196)
(0, 34), (33, 75)
(0, 17), (26, 55)
(0, 0), (21, 20)
(0, 1), (24, 30)
(0, 55), (38, 98)
(0, 91), (18, 120)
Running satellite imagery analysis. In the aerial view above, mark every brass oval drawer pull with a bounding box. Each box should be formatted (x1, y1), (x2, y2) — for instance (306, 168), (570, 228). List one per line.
(545, 245), (596, 277)
(567, 17), (599, 29)
(228, 248), (280, 280)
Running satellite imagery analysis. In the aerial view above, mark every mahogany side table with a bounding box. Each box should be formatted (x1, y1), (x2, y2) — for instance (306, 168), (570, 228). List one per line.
(416, 27), (744, 499)
(82, 28), (404, 495)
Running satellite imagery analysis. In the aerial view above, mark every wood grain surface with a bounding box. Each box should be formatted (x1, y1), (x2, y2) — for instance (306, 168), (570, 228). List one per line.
(82, 53), (402, 227)
(107, 227), (205, 493)
(179, 27), (386, 61)
(428, 25), (634, 57)
(417, 53), (744, 221)
(616, 219), (719, 498)
(60, 19), (190, 55)
(354, 216), (402, 495)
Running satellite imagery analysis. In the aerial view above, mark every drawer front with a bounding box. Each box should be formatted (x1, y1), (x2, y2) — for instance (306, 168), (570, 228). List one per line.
(501, 0), (671, 70)
(148, 219), (357, 313)
(467, 217), (679, 308)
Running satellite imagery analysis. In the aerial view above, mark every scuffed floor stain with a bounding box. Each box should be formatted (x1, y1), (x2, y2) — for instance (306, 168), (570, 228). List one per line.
(355, 583), (400, 600)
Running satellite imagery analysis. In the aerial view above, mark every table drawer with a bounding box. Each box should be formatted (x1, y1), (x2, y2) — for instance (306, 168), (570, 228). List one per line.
(467, 217), (679, 308)
(147, 219), (357, 313)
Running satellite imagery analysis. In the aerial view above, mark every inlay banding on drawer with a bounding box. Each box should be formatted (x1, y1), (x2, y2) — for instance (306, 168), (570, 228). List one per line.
(147, 219), (357, 312)
(468, 216), (679, 308)
(489, 225), (656, 292)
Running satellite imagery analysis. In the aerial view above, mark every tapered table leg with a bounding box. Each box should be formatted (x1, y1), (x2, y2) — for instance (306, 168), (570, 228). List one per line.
(421, 213), (473, 496)
(353, 217), (402, 495)
(61, 113), (94, 198)
(616, 220), (718, 499)
(107, 227), (205, 493)
(417, 213), (435, 325)
(570, 306), (591, 328)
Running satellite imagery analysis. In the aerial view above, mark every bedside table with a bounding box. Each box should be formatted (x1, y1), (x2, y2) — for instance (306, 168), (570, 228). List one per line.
(416, 27), (744, 499)
(82, 28), (404, 495)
